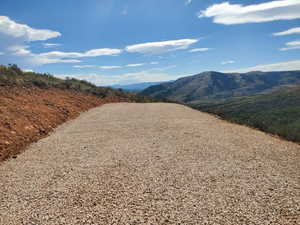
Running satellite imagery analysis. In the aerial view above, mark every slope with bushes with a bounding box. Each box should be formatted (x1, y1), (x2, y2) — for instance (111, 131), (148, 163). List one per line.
(0, 64), (157, 103)
(190, 86), (300, 142)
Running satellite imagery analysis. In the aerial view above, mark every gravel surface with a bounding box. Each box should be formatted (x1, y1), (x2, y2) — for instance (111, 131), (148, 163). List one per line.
(0, 103), (299, 225)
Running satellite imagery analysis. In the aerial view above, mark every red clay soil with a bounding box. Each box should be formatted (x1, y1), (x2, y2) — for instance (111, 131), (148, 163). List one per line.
(0, 86), (128, 162)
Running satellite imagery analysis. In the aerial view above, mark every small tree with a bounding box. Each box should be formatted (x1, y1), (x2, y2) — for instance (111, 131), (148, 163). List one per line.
(9, 64), (23, 75)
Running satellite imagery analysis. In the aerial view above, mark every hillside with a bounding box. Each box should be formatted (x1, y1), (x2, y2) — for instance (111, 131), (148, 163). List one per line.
(0, 64), (156, 103)
(141, 71), (300, 103)
(190, 86), (300, 142)
(0, 64), (156, 161)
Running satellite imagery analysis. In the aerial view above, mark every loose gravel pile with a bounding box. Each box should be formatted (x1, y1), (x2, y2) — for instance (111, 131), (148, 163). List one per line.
(0, 103), (299, 224)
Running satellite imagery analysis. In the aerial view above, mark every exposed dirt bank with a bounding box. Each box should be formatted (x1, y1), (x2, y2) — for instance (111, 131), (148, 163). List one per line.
(0, 86), (128, 161)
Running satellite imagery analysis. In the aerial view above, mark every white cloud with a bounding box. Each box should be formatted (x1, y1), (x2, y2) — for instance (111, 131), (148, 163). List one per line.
(40, 48), (122, 58)
(125, 39), (198, 54)
(273, 27), (300, 36)
(73, 65), (121, 69)
(0, 16), (61, 41)
(221, 60), (235, 65)
(73, 65), (95, 68)
(43, 43), (61, 48)
(280, 46), (300, 51)
(189, 48), (210, 52)
(286, 40), (300, 46)
(0, 16), (67, 65)
(73, 62), (160, 70)
(5, 46), (121, 65)
(55, 70), (183, 86)
(99, 66), (122, 69)
(185, 0), (192, 5)
(8, 45), (31, 56)
(279, 40), (300, 51)
(7, 45), (80, 65)
(0, 16), (121, 66)
(31, 57), (80, 65)
(0, 52), (4, 55)
(224, 59), (300, 73)
(126, 63), (145, 67)
(199, 0), (300, 25)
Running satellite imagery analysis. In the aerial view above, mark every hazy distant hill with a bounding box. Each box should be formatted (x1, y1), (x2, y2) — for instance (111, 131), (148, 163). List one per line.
(111, 82), (165, 92)
(141, 71), (300, 103)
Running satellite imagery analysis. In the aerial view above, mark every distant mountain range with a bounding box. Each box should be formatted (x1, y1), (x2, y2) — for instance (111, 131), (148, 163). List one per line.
(111, 82), (164, 92)
(141, 71), (300, 103)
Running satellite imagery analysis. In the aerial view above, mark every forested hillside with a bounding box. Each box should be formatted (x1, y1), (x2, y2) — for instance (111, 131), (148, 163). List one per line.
(190, 86), (300, 142)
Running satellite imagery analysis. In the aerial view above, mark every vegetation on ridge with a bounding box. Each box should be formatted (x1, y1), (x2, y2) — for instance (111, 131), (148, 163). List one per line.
(0, 64), (158, 103)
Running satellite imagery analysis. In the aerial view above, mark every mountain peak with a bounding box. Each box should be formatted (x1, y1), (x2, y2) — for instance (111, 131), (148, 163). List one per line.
(141, 70), (300, 103)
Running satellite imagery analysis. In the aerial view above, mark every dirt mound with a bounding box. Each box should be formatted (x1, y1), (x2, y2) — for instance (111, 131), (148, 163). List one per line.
(0, 86), (128, 161)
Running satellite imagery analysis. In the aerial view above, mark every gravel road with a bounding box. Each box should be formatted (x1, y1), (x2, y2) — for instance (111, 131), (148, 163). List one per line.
(0, 103), (299, 225)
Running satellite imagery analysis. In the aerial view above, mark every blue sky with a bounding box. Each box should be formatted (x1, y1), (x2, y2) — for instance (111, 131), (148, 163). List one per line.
(0, 0), (300, 85)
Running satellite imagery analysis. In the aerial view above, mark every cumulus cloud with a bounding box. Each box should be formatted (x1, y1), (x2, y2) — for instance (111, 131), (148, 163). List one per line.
(199, 0), (300, 25)
(0, 16), (61, 41)
(273, 27), (300, 36)
(189, 48), (210, 52)
(279, 40), (300, 51)
(224, 59), (300, 73)
(0, 16), (122, 66)
(221, 60), (235, 65)
(125, 39), (198, 54)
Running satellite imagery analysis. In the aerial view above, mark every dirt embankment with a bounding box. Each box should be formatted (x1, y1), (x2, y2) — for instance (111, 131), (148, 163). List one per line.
(0, 86), (128, 161)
